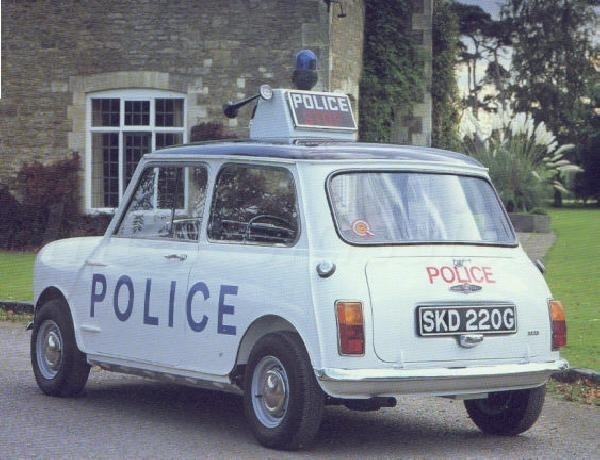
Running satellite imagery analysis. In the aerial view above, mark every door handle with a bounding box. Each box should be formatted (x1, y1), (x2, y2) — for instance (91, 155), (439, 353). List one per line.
(164, 254), (187, 261)
(85, 259), (108, 267)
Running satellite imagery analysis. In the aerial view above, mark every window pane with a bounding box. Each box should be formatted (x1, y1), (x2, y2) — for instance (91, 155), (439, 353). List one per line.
(116, 165), (208, 241)
(156, 98), (184, 127)
(124, 100), (150, 125)
(328, 172), (515, 245)
(208, 164), (298, 245)
(115, 168), (165, 238)
(123, 132), (151, 187)
(157, 167), (184, 209)
(92, 99), (120, 126)
(156, 132), (183, 149)
(91, 133), (119, 207)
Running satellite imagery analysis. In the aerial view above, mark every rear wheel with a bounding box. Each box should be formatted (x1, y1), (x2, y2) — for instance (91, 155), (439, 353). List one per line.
(244, 332), (324, 450)
(31, 299), (90, 397)
(464, 385), (546, 435)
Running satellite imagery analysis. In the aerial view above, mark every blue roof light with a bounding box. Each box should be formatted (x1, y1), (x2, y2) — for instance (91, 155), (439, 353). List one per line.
(295, 49), (317, 71)
(293, 50), (318, 90)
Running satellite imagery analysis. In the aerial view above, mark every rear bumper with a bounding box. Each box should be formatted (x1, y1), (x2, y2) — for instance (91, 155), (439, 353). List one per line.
(315, 359), (569, 398)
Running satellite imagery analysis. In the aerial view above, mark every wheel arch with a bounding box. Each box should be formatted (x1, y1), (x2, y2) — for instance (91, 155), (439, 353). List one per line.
(232, 315), (305, 388)
(35, 287), (68, 315)
(235, 315), (297, 367)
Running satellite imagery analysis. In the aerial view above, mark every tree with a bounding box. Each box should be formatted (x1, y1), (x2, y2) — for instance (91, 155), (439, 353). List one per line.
(575, 79), (600, 204)
(451, 0), (600, 205)
(451, 2), (512, 115)
(431, 0), (462, 150)
(502, 0), (600, 205)
(503, 0), (599, 143)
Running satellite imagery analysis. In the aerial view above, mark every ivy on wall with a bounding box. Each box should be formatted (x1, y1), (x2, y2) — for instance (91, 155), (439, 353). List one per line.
(431, 0), (462, 150)
(359, 0), (425, 142)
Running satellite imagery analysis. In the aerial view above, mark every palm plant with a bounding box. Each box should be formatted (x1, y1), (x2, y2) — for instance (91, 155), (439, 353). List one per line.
(459, 108), (582, 211)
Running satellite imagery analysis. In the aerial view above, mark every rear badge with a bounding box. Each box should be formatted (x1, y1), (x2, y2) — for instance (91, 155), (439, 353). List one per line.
(449, 283), (482, 294)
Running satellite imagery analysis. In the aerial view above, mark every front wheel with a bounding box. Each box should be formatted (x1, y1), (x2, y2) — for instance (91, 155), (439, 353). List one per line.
(30, 299), (90, 397)
(464, 385), (546, 435)
(244, 332), (324, 450)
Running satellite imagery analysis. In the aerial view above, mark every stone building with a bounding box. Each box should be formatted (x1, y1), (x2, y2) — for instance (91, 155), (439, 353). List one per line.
(1, 0), (431, 214)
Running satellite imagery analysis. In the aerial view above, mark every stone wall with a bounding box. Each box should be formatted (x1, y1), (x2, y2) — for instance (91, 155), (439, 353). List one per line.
(1, 0), (357, 199)
(1, 0), (438, 211)
(329, 0), (365, 115)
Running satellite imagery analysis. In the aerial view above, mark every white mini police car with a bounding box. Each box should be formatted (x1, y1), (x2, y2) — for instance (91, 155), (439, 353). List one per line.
(30, 67), (568, 450)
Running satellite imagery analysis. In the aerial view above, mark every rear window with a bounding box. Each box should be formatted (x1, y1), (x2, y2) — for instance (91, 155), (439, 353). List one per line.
(327, 171), (515, 245)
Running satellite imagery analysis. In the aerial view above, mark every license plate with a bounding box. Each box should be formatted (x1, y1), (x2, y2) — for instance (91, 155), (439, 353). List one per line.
(417, 304), (516, 336)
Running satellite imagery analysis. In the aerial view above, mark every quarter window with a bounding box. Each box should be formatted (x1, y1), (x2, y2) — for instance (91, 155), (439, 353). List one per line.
(115, 164), (207, 241)
(208, 164), (299, 245)
(88, 90), (186, 210)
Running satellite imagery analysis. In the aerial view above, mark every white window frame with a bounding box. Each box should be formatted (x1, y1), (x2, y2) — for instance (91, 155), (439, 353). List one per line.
(85, 89), (187, 213)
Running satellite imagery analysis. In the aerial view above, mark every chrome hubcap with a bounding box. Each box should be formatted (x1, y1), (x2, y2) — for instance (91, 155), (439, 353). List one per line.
(37, 320), (63, 379)
(262, 368), (287, 416)
(251, 356), (289, 428)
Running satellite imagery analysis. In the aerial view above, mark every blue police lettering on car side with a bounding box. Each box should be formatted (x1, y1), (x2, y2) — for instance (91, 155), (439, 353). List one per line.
(114, 275), (134, 322)
(90, 275), (238, 335)
(186, 281), (209, 332)
(143, 278), (159, 326)
(218, 285), (237, 335)
(90, 273), (107, 317)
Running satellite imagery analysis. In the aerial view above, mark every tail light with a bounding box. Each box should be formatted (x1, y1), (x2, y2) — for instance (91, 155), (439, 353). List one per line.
(335, 301), (365, 355)
(548, 300), (567, 350)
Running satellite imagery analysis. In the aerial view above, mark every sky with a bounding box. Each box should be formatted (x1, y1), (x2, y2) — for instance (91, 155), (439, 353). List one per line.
(456, 0), (503, 18)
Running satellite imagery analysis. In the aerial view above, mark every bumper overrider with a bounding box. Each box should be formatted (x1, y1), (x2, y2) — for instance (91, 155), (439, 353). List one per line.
(315, 360), (569, 398)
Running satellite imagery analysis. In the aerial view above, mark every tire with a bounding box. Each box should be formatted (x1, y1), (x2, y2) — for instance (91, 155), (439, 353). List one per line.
(243, 332), (325, 450)
(464, 385), (546, 436)
(30, 299), (90, 397)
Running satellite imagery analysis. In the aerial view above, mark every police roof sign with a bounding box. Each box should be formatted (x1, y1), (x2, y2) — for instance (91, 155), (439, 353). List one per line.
(245, 87), (357, 141)
(287, 90), (357, 130)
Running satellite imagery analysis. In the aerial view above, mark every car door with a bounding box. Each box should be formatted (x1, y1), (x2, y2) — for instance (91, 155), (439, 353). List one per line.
(173, 162), (306, 375)
(74, 162), (209, 367)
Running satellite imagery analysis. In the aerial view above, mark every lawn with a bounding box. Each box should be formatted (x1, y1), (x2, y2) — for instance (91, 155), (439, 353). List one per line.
(544, 208), (600, 371)
(0, 250), (36, 302)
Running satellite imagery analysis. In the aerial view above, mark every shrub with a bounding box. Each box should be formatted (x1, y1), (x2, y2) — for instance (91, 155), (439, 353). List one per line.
(190, 122), (236, 141)
(14, 153), (81, 249)
(0, 184), (22, 249)
(1, 153), (112, 251)
(469, 142), (545, 212)
(459, 108), (581, 212)
(573, 130), (600, 205)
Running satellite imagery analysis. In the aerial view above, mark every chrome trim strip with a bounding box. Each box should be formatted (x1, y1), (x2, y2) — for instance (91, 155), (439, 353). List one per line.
(317, 360), (569, 382)
(314, 360), (569, 398)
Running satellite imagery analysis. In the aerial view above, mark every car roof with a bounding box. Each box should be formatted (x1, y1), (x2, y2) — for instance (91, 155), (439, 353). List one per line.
(147, 139), (483, 168)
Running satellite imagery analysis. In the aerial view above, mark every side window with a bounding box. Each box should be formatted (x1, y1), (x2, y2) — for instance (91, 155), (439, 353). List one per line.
(115, 165), (208, 241)
(208, 164), (298, 245)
